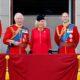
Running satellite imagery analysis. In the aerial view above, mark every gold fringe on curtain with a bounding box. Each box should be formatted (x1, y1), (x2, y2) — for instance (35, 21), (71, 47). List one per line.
(77, 55), (80, 80)
(5, 55), (10, 80)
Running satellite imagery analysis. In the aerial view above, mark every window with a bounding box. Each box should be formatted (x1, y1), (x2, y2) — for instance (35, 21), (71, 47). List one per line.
(13, 0), (69, 15)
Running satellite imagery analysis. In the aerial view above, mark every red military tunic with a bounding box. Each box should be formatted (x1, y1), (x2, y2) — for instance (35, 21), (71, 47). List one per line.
(31, 28), (51, 55)
(54, 24), (79, 54)
(3, 24), (29, 54)
(0, 20), (2, 38)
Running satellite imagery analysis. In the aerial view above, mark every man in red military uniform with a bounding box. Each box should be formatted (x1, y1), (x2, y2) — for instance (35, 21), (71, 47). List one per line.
(3, 13), (30, 54)
(31, 15), (52, 55)
(54, 12), (79, 54)
(0, 20), (2, 38)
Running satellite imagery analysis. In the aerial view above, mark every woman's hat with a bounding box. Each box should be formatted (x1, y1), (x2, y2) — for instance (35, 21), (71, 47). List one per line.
(36, 15), (45, 21)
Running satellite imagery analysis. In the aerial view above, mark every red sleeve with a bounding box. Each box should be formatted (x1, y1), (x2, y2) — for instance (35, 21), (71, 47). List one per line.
(24, 29), (30, 45)
(0, 20), (2, 38)
(25, 29), (29, 43)
(3, 27), (13, 45)
(54, 27), (60, 46)
(73, 26), (79, 47)
(47, 29), (52, 49)
(30, 29), (34, 49)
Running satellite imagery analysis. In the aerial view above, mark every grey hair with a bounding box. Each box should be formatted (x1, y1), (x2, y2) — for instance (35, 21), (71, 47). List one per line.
(14, 12), (24, 21)
(35, 20), (47, 27)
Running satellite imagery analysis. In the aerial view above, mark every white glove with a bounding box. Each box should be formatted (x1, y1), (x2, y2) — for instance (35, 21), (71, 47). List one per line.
(25, 45), (31, 54)
(12, 41), (21, 46)
(7, 40), (21, 46)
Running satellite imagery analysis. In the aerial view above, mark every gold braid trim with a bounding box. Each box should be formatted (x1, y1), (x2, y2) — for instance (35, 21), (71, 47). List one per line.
(6, 25), (22, 44)
(9, 27), (21, 39)
(56, 26), (67, 39)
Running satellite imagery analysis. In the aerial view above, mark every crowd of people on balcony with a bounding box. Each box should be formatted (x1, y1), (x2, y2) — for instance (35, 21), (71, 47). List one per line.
(0, 12), (79, 54)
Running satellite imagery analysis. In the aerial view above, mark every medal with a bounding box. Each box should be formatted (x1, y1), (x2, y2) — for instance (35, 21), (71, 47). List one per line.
(22, 29), (28, 33)
(69, 34), (73, 38)
(23, 35), (26, 42)
(69, 39), (73, 42)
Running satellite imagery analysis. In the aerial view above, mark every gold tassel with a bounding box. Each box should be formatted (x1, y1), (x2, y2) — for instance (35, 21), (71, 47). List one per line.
(77, 55), (80, 80)
(5, 55), (10, 80)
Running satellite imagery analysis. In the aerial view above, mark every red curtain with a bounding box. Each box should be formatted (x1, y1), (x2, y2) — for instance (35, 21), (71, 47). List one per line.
(0, 54), (6, 80)
(0, 54), (78, 80)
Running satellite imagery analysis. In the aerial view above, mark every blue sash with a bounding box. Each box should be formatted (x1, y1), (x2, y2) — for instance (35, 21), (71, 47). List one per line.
(13, 30), (23, 41)
(6, 27), (28, 54)
(13, 27), (28, 41)
(59, 24), (74, 48)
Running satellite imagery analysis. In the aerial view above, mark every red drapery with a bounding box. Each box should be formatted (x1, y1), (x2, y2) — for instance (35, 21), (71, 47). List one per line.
(0, 54), (78, 80)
